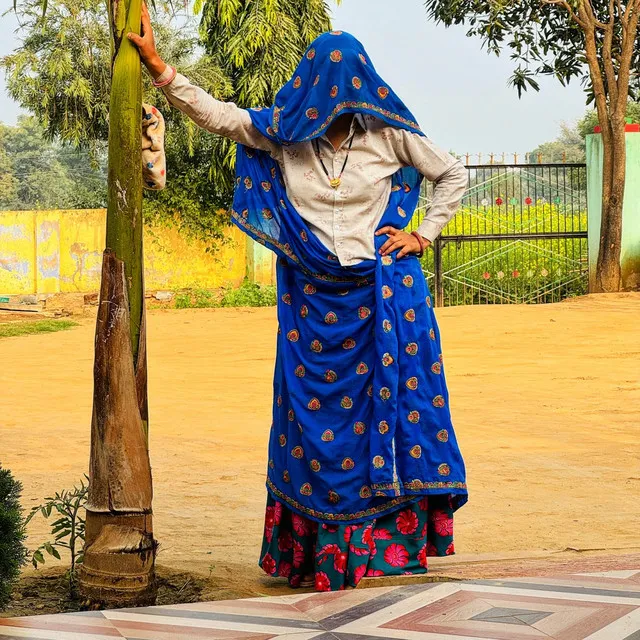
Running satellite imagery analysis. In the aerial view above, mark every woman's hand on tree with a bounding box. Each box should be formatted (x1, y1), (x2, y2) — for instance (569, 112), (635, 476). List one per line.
(375, 226), (430, 259)
(127, 3), (166, 79)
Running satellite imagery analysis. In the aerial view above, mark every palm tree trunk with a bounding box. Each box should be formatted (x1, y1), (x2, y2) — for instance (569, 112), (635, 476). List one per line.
(77, 0), (156, 607)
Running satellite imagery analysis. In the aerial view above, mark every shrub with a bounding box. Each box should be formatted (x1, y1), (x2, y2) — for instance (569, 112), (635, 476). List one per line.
(0, 464), (28, 608)
(175, 288), (218, 309)
(217, 278), (277, 308)
(175, 279), (277, 309)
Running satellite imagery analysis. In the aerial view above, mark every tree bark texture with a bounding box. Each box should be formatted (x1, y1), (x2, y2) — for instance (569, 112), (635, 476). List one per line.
(78, 0), (156, 606)
(78, 251), (155, 606)
(596, 123), (625, 292)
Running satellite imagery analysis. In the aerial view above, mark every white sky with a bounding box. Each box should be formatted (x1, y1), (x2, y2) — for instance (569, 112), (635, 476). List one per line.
(0, 0), (589, 155)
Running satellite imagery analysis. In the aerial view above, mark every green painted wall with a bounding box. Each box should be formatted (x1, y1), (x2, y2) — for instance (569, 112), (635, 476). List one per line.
(586, 132), (640, 290)
(246, 240), (276, 286)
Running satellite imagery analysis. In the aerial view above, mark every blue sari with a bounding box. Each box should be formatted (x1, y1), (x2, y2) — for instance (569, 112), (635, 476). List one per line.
(231, 31), (467, 525)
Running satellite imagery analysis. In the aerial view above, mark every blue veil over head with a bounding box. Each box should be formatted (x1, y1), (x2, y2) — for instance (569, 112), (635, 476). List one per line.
(249, 30), (423, 144)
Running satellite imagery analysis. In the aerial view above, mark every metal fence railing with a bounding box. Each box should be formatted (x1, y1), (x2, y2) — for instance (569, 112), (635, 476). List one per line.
(408, 164), (589, 306)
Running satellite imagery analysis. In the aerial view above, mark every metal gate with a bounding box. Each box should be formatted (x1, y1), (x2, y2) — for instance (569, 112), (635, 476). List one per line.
(408, 163), (589, 306)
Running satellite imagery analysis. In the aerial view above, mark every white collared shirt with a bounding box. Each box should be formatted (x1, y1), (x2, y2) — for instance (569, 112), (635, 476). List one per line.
(159, 69), (467, 266)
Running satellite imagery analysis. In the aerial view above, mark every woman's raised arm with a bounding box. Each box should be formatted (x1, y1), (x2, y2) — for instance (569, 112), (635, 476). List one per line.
(127, 4), (279, 156)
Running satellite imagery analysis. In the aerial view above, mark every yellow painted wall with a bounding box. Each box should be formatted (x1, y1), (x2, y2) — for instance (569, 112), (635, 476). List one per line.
(0, 209), (274, 295)
(0, 211), (37, 294)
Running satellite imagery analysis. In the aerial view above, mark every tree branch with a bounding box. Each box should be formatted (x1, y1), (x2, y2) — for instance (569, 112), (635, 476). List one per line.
(616, 0), (640, 114)
(541, 0), (589, 28)
(615, 0), (626, 28)
(602, 0), (619, 104)
(622, 0), (639, 26)
(580, 2), (611, 135)
(581, 0), (610, 28)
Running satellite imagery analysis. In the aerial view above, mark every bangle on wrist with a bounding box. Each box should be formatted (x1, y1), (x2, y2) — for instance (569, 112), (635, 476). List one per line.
(410, 231), (427, 258)
(152, 65), (176, 88)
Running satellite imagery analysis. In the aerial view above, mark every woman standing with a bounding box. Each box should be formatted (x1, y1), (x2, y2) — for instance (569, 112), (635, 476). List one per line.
(129, 8), (468, 592)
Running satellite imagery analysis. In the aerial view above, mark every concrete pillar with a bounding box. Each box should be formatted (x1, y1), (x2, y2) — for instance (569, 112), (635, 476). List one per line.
(586, 129), (640, 290)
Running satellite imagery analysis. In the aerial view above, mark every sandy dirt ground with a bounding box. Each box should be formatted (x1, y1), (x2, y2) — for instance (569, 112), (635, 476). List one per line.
(1, 293), (639, 596)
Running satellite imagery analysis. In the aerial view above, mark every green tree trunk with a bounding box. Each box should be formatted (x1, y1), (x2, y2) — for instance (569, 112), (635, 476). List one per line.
(78, 0), (156, 607)
(106, 0), (145, 368)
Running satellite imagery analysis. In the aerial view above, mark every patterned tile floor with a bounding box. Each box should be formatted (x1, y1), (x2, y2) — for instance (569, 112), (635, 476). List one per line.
(2, 567), (640, 639)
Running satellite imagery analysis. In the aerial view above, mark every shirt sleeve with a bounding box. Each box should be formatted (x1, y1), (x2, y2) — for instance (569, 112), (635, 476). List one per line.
(392, 128), (467, 243)
(157, 67), (281, 158)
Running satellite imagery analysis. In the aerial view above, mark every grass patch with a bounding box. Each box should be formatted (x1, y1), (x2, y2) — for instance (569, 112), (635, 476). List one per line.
(0, 320), (78, 339)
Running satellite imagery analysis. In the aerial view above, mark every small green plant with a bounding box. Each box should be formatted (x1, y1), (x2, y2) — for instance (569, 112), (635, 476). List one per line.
(0, 320), (78, 339)
(218, 278), (277, 307)
(0, 463), (28, 608)
(175, 288), (218, 309)
(25, 477), (88, 593)
(175, 279), (277, 309)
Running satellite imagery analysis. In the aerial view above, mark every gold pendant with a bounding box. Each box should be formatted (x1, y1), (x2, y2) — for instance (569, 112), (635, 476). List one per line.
(330, 177), (341, 189)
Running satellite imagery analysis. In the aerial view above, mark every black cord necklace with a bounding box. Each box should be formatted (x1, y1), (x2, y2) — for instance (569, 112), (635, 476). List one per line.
(314, 133), (355, 189)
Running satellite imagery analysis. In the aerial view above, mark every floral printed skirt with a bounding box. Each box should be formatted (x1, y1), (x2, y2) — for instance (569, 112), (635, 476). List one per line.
(259, 493), (455, 591)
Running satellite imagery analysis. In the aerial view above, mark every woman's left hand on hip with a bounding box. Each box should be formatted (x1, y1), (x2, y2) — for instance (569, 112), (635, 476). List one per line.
(376, 226), (430, 258)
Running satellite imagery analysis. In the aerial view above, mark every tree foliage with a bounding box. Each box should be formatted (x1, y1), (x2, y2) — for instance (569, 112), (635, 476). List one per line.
(198, 0), (339, 107)
(3, 0), (110, 146)
(2, 0), (232, 244)
(423, 0), (640, 101)
(528, 122), (587, 163)
(0, 117), (106, 210)
(195, 0), (340, 196)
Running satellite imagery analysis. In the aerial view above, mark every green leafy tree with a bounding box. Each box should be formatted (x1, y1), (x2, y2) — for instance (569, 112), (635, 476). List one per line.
(0, 131), (19, 209)
(195, 0), (341, 196)
(143, 53), (234, 244)
(528, 122), (587, 163)
(0, 117), (106, 210)
(0, 464), (28, 609)
(2, 0), (232, 241)
(424, 0), (640, 292)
